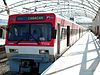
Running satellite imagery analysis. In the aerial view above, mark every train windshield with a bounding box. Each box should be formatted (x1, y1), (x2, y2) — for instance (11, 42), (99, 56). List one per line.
(8, 23), (52, 41)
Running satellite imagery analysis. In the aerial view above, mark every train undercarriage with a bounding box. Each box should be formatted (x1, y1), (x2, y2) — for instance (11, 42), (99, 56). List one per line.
(7, 54), (54, 75)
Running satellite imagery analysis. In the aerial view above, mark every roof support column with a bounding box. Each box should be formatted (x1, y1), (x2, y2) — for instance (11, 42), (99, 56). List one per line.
(3, 0), (10, 15)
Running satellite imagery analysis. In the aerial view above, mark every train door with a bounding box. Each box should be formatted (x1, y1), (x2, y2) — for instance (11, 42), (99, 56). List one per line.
(79, 28), (81, 38)
(0, 29), (3, 38)
(57, 23), (60, 55)
(67, 26), (70, 46)
(97, 26), (99, 35)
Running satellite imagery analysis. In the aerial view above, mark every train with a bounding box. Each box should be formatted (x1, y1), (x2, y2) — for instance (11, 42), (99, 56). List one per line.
(0, 19), (7, 44)
(0, 19), (7, 51)
(0, 26), (6, 46)
(5, 12), (86, 75)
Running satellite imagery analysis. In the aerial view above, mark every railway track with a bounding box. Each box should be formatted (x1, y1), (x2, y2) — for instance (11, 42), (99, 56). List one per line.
(0, 46), (39, 75)
(0, 45), (7, 62)
(0, 59), (9, 75)
(0, 45), (9, 75)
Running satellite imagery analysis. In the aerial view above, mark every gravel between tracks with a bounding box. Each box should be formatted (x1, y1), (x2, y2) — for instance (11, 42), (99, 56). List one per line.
(0, 61), (9, 75)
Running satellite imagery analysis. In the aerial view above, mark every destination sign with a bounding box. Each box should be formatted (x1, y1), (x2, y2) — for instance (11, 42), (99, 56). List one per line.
(16, 16), (46, 21)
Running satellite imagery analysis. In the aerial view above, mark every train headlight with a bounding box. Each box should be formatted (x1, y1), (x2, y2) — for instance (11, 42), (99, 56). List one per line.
(39, 49), (49, 54)
(9, 49), (18, 53)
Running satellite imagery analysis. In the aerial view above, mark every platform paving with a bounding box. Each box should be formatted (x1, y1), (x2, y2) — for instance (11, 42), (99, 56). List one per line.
(42, 32), (100, 75)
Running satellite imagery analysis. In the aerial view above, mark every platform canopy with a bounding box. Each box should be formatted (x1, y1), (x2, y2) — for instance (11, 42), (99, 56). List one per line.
(0, 0), (100, 23)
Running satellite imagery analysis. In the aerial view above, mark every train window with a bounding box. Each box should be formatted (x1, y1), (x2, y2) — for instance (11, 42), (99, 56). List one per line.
(8, 24), (29, 40)
(61, 28), (64, 39)
(0, 29), (3, 38)
(71, 29), (78, 36)
(8, 23), (52, 41)
(61, 28), (67, 40)
(64, 29), (67, 38)
(70, 29), (73, 36)
(31, 23), (52, 41)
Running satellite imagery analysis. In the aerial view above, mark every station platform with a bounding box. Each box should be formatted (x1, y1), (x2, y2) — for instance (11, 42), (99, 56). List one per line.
(42, 32), (100, 75)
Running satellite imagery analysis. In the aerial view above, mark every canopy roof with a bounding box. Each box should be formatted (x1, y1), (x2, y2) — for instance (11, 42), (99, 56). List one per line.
(0, 0), (100, 23)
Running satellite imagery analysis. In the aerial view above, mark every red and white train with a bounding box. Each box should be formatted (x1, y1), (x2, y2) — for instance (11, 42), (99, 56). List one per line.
(5, 12), (86, 74)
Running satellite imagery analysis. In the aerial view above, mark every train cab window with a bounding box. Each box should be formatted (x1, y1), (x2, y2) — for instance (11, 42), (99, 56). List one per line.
(8, 24), (29, 40)
(0, 29), (3, 38)
(8, 23), (52, 41)
(31, 23), (52, 41)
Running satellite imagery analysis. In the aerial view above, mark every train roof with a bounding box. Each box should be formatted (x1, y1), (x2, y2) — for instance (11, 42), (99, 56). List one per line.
(9, 12), (86, 29)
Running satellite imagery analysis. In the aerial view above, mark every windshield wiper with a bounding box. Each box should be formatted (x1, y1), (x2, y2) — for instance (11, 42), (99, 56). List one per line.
(15, 33), (40, 45)
(29, 33), (40, 45)
(15, 38), (23, 44)
(15, 33), (28, 44)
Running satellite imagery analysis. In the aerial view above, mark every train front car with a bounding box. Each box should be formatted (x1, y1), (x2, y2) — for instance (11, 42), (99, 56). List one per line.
(5, 13), (57, 74)
(5, 13), (86, 74)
